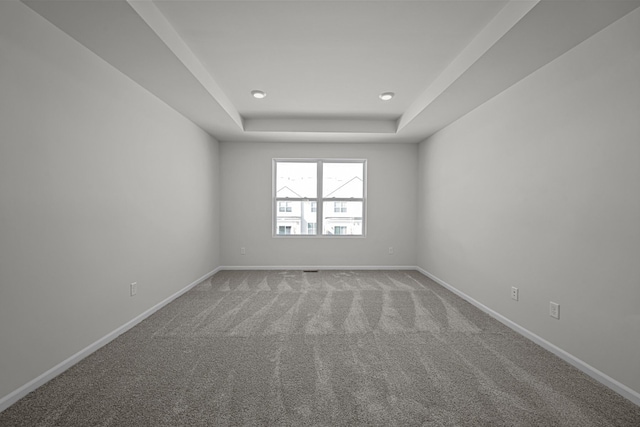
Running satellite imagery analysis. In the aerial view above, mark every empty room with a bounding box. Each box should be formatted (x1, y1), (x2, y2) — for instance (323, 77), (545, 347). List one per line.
(1, 0), (639, 425)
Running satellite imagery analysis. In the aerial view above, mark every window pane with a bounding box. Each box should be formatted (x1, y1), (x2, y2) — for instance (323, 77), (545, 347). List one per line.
(323, 163), (363, 198)
(276, 200), (318, 235)
(276, 162), (317, 198)
(322, 201), (363, 235)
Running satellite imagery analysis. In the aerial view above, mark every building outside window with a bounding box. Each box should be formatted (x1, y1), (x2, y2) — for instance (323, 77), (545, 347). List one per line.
(278, 201), (292, 212)
(273, 159), (366, 236)
(278, 225), (292, 235)
(333, 226), (347, 235)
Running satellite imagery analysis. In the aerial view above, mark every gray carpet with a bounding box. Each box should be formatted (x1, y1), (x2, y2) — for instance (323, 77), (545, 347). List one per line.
(1, 270), (638, 426)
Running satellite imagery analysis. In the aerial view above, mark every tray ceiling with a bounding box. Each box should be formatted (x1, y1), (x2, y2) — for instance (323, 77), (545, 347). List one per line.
(23, 0), (640, 143)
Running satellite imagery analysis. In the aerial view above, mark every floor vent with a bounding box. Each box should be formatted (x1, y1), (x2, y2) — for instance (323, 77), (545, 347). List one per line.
(303, 270), (319, 273)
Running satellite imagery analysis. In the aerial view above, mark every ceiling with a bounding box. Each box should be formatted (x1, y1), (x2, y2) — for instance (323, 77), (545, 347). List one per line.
(23, 0), (640, 144)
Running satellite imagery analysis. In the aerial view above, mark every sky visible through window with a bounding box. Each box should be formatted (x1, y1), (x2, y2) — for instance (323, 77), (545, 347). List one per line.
(276, 162), (316, 198)
(276, 162), (363, 198)
(323, 163), (363, 198)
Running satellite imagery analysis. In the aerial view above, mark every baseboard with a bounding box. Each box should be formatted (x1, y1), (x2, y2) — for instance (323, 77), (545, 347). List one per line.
(220, 265), (419, 271)
(0, 266), (222, 414)
(415, 267), (640, 407)
(5, 266), (637, 412)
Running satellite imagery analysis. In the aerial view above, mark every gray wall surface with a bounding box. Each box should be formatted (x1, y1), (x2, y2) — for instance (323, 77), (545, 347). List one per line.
(220, 142), (418, 268)
(417, 8), (640, 395)
(0, 2), (221, 399)
(2, 0), (639, 409)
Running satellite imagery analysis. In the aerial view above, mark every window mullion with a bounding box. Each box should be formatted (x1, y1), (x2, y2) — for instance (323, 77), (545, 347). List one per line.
(273, 160), (278, 234)
(317, 160), (323, 235)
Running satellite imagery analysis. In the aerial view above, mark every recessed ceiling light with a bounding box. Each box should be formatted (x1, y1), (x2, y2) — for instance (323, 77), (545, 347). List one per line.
(251, 90), (266, 99)
(379, 92), (394, 101)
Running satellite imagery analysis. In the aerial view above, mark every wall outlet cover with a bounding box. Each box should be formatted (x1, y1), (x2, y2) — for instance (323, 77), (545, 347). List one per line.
(550, 301), (560, 319)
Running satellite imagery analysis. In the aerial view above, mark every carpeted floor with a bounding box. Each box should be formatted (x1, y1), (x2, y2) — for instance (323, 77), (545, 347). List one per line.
(1, 270), (639, 426)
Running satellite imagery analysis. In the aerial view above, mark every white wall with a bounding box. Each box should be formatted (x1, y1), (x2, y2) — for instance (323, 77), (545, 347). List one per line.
(220, 142), (418, 267)
(0, 1), (220, 401)
(417, 8), (640, 396)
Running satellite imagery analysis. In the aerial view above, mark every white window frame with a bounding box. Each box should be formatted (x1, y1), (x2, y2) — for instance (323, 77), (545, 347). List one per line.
(273, 158), (367, 238)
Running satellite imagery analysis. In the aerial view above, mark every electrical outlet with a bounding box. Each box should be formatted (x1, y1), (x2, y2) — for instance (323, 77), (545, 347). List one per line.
(130, 282), (137, 297)
(388, 247), (394, 255)
(549, 302), (560, 319)
(240, 247), (246, 255)
(511, 286), (519, 301)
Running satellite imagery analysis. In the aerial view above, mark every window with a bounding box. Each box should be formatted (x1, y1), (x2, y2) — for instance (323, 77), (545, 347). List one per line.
(278, 225), (292, 235)
(278, 202), (292, 213)
(274, 159), (366, 236)
(333, 226), (347, 235)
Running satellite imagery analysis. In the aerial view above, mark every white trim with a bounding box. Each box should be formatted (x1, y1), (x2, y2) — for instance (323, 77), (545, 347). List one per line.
(220, 265), (418, 271)
(4, 265), (637, 413)
(0, 267), (222, 413)
(415, 267), (640, 406)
